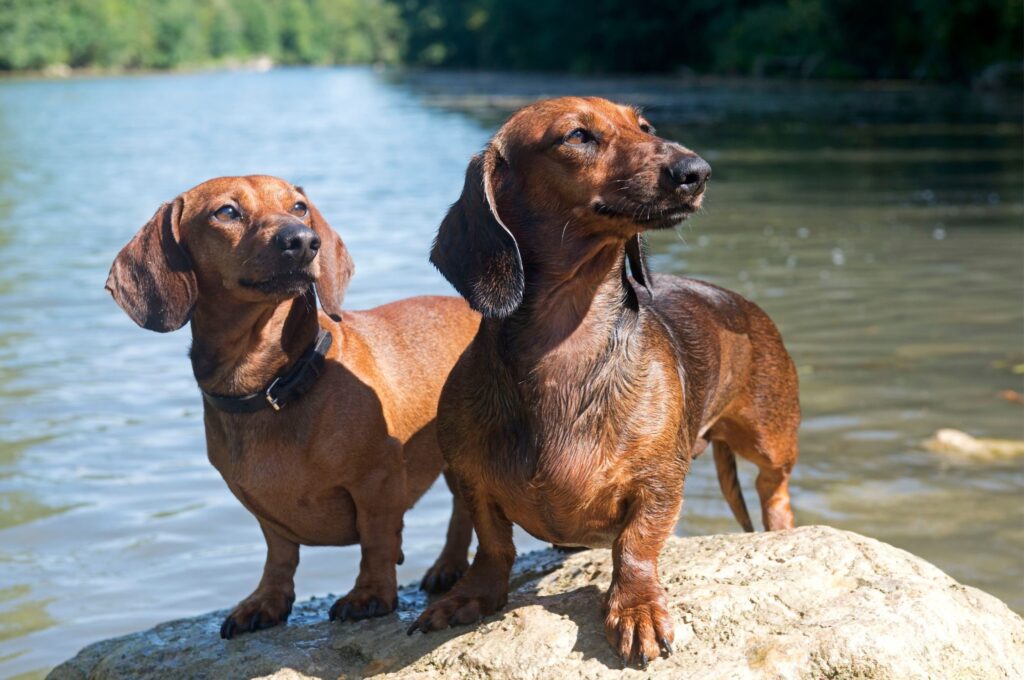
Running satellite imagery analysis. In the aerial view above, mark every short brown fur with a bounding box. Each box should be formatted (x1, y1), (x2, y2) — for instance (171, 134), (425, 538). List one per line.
(106, 176), (480, 638)
(409, 98), (800, 666)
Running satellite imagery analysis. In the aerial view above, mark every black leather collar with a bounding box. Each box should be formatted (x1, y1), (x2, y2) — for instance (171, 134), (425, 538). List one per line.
(201, 329), (332, 414)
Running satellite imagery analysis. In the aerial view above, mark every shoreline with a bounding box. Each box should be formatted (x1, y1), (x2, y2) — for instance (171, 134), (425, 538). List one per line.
(1, 61), (1016, 94)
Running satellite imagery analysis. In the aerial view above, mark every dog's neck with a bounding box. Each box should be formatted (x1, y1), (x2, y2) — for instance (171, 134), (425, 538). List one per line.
(499, 232), (639, 364)
(189, 288), (322, 396)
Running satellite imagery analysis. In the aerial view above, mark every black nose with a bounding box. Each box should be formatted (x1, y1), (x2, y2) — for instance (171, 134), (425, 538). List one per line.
(665, 155), (711, 196)
(273, 223), (321, 265)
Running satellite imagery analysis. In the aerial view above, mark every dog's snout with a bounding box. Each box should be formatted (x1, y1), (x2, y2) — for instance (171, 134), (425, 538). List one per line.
(273, 223), (320, 264)
(665, 155), (711, 196)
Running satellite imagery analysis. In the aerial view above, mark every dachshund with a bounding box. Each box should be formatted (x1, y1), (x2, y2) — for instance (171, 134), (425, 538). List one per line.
(407, 98), (800, 667)
(106, 176), (480, 638)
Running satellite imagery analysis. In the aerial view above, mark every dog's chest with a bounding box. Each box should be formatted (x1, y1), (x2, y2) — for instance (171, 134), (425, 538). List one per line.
(502, 444), (632, 548)
(475, 382), (657, 548)
(445, 330), (686, 547)
(205, 417), (359, 546)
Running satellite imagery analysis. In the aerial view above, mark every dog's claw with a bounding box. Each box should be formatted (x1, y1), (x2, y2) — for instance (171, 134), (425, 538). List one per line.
(620, 653), (629, 669)
(659, 637), (673, 656)
(220, 591), (293, 639)
(639, 652), (649, 669)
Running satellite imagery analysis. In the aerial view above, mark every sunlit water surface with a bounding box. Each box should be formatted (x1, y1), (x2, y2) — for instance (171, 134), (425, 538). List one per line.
(0, 68), (1020, 677)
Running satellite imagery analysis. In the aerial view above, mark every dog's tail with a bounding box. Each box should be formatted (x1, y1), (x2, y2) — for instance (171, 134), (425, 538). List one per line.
(713, 441), (755, 532)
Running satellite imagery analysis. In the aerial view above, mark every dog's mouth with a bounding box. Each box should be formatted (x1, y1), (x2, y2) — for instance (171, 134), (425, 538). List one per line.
(592, 198), (699, 228)
(239, 269), (315, 295)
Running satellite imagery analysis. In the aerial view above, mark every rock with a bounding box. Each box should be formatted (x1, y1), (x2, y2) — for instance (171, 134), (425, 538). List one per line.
(47, 526), (1024, 680)
(42, 63), (72, 78)
(924, 428), (1024, 461)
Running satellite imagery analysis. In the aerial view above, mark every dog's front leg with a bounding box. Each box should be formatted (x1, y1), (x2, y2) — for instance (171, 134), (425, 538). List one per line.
(408, 491), (514, 633)
(420, 469), (473, 594)
(220, 523), (299, 639)
(604, 490), (682, 667)
(329, 440), (406, 622)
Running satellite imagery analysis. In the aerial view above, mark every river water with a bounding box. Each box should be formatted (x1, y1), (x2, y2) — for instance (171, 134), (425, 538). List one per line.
(0, 67), (1020, 677)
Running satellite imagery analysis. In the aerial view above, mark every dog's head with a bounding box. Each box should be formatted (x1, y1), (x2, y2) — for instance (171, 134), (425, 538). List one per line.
(430, 96), (709, 318)
(106, 175), (353, 332)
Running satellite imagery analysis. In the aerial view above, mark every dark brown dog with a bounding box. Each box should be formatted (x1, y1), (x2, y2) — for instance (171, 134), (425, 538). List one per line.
(408, 98), (800, 666)
(106, 176), (480, 638)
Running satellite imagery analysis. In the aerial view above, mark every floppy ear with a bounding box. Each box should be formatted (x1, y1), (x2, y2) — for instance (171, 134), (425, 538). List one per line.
(625, 233), (651, 290)
(105, 197), (197, 332)
(429, 145), (524, 318)
(298, 188), (354, 322)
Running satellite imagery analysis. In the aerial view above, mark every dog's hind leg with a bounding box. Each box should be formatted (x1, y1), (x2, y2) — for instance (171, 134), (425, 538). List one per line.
(752, 411), (799, 531)
(755, 458), (795, 531)
(730, 315), (800, 531)
(717, 409), (798, 531)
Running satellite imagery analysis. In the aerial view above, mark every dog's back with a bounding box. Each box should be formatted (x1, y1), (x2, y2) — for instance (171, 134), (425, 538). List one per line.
(341, 295), (479, 435)
(648, 274), (795, 409)
(647, 273), (800, 530)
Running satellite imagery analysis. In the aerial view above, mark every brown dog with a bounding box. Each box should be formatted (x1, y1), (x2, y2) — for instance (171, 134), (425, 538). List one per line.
(408, 98), (800, 666)
(106, 176), (480, 638)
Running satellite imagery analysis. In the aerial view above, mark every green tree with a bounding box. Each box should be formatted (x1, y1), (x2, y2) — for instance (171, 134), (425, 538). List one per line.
(0, 0), (1018, 82)
(278, 0), (319, 63)
(148, 0), (210, 68)
(0, 0), (68, 69)
(235, 0), (280, 58)
(205, 0), (246, 60)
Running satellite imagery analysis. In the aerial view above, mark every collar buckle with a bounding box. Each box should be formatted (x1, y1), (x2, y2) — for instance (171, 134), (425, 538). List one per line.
(265, 377), (283, 411)
(201, 325), (332, 415)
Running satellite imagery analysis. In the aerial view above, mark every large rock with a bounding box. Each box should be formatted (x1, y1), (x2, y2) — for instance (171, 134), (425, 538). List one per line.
(924, 428), (1024, 461)
(48, 526), (1024, 680)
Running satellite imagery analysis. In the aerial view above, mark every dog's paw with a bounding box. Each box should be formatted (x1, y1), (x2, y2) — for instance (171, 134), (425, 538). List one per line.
(420, 555), (469, 594)
(604, 595), (674, 668)
(220, 591), (295, 639)
(328, 587), (397, 623)
(406, 589), (506, 634)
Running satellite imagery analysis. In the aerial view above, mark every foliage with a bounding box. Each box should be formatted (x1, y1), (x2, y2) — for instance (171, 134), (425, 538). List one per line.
(0, 0), (403, 70)
(0, 0), (1019, 82)
(397, 0), (1023, 81)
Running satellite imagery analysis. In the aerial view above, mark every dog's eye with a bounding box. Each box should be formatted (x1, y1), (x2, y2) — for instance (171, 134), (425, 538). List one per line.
(639, 121), (655, 134)
(214, 205), (240, 221)
(291, 201), (308, 217)
(564, 128), (595, 145)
